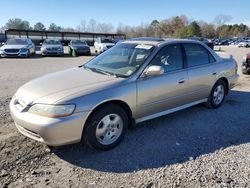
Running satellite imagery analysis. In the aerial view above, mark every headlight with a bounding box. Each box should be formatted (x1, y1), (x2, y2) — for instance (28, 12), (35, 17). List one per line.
(41, 47), (46, 51)
(28, 104), (76, 118)
(20, 48), (28, 52)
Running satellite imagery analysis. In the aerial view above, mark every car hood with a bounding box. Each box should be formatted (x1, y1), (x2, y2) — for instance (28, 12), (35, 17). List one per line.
(15, 67), (123, 105)
(1, 44), (27, 49)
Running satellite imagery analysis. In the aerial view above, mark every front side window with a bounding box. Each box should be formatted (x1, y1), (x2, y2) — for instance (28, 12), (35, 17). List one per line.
(150, 44), (183, 73)
(84, 43), (154, 77)
(183, 43), (209, 67)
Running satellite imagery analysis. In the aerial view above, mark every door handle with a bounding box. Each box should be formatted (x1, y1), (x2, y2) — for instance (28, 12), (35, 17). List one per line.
(178, 79), (185, 84)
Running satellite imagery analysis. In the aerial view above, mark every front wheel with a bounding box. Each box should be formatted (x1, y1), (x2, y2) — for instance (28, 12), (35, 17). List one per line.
(26, 50), (31, 58)
(83, 104), (128, 150)
(206, 80), (227, 108)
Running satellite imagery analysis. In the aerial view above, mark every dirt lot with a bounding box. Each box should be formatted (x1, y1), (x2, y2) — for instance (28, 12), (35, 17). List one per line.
(0, 46), (250, 188)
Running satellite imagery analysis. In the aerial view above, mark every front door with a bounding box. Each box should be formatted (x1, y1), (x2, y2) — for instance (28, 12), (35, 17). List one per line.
(136, 43), (189, 120)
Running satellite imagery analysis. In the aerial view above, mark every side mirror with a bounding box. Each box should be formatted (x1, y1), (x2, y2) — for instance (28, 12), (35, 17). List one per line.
(143, 65), (164, 77)
(1, 42), (5, 45)
(40, 42), (43, 46)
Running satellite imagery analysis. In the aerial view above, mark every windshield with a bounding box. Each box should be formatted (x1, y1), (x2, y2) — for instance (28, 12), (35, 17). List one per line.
(6, 38), (28, 45)
(101, 39), (114, 43)
(71, 40), (87, 45)
(84, 43), (154, 77)
(43, 40), (61, 45)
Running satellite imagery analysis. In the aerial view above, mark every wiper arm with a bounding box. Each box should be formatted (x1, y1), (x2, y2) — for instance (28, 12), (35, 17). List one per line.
(83, 66), (115, 77)
(83, 65), (126, 78)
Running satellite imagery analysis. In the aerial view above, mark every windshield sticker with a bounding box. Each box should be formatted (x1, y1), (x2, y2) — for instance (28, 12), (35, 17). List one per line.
(126, 70), (133, 75)
(135, 44), (153, 50)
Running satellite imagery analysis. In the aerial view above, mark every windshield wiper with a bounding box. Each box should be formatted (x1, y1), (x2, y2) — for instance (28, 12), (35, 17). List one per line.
(83, 66), (119, 78)
(82, 65), (126, 78)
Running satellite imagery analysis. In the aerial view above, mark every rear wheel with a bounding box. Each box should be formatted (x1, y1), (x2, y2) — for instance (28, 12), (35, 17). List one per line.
(83, 104), (128, 150)
(206, 80), (227, 108)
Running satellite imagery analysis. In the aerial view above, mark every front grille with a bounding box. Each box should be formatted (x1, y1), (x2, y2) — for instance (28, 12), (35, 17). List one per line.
(4, 49), (20, 53)
(77, 47), (87, 50)
(47, 47), (60, 51)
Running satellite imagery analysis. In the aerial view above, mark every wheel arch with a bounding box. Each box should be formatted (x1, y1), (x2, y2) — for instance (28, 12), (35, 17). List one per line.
(83, 100), (135, 134)
(216, 77), (229, 94)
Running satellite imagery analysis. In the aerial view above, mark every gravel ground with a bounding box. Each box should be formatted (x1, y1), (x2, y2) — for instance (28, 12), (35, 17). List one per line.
(0, 46), (250, 188)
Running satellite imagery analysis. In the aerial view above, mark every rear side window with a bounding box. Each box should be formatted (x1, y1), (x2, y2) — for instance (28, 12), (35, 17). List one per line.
(183, 43), (210, 67)
(150, 44), (183, 73)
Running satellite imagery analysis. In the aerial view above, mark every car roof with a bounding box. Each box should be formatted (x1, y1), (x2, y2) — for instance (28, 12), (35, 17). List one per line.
(123, 38), (198, 46)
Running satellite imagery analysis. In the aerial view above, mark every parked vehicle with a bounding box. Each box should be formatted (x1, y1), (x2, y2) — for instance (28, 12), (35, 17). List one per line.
(238, 40), (250, 48)
(188, 37), (214, 49)
(242, 53), (250, 74)
(0, 38), (35, 57)
(41, 39), (64, 56)
(94, 38), (115, 54)
(68, 39), (91, 56)
(218, 40), (229, 46)
(10, 38), (239, 150)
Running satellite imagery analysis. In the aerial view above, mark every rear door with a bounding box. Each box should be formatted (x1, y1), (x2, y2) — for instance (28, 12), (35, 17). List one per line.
(183, 43), (218, 102)
(136, 43), (189, 119)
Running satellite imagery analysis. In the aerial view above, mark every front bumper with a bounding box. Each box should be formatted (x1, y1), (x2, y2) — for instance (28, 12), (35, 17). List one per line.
(41, 50), (64, 56)
(0, 50), (29, 57)
(76, 49), (91, 54)
(242, 66), (250, 73)
(9, 98), (91, 146)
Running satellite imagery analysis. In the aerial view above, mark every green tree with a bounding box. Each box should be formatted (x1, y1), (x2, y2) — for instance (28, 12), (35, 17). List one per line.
(199, 22), (216, 38)
(5, 18), (31, 30)
(187, 21), (201, 37)
(48, 23), (62, 31)
(33, 22), (46, 31)
(176, 27), (189, 38)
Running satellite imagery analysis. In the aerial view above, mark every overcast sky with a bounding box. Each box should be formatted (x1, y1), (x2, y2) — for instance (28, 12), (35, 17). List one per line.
(0, 0), (249, 28)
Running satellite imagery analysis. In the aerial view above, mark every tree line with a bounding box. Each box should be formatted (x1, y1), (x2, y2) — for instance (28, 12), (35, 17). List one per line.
(117, 15), (250, 39)
(0, 18), (114, 33)
(1, 15), (250, 39)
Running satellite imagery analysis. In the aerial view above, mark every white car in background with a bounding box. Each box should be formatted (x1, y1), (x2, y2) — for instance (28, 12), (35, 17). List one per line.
(238, 40), (250, 48)
(41, 39), (64, 56)
(94, 38), (115, 54)
(0, 38), (35, 57)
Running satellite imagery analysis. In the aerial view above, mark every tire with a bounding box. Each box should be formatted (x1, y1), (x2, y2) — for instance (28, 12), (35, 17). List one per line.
(26, 50), (31, 58)
(242, 68), (248, 74)
(83, 104), (128, 150)
(206, 80), (227, 108)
